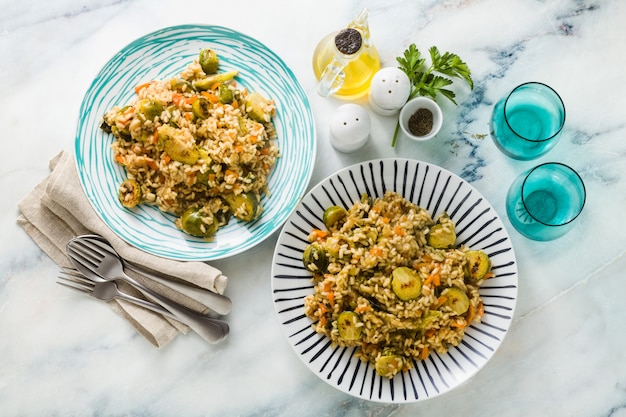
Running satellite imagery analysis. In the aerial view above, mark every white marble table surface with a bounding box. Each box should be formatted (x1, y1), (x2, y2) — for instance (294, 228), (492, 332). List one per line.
(2, 0), (625, 415)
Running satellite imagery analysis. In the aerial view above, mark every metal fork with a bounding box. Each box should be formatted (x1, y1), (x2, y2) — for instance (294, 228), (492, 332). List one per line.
(57, 270), (229, 343)
(71, 235), (232, 315)
(65, 238), (229, 344)
(58, 270), (174, 318)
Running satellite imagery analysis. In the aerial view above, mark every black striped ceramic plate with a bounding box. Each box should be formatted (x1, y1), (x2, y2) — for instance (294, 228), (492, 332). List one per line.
(271, 158), (518, 403)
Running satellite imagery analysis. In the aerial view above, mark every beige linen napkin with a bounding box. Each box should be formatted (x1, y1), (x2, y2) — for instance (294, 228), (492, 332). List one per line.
(17, 150), (228, 347)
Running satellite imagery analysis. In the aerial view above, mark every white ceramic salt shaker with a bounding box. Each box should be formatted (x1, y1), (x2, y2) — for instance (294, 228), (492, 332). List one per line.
(368, 67), (411, 116)
(329, 104), (371, 153)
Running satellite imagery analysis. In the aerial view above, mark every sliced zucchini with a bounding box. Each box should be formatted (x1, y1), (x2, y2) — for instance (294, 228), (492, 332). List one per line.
(375, 351), (404, 378)
(179, 208), (219, 238)
(302, 242), (328, 273)
(427, 213), (456, 248)
(322, 206), (347, 229)
(391, 267), (422, 301)
(336, 311), (362, 341)
(222, 192), (259, 221)
(441, 287), (470, 315)
(118, 179), (141, 208)
(465, 250), (492, 281)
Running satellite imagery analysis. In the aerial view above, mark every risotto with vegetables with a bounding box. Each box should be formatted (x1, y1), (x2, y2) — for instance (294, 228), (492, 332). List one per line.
(302, 191), (493, 378)
(100, 47), (279, 239)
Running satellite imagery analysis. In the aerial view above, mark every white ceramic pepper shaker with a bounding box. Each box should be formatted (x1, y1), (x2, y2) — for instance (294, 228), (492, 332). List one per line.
(368, 67), (411, 116)
(329, 104), (371, 153)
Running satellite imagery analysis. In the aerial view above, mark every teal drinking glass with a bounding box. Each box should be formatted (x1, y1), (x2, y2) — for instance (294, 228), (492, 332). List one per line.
(491, 82), (565, 160)
(506, 163), (586, 241)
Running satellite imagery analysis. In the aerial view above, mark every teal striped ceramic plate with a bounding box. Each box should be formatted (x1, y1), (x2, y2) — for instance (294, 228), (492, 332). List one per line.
(75, 25), (316, 261)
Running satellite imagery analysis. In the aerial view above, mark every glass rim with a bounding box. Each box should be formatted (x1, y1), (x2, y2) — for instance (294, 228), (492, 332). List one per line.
(521, 162), (586, 227)
(504, 81), (566, 143)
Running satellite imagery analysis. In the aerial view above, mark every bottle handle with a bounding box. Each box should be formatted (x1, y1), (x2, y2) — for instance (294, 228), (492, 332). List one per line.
(317, 57), (346, 97)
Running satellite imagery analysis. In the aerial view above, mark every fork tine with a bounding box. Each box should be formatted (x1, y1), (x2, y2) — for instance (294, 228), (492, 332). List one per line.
(70, 238), (106, 262)
(59, 269), (98, 287)
(80, 237), (118, 258)
(67, 245), (99, 270)
(56, 276), (94, 294)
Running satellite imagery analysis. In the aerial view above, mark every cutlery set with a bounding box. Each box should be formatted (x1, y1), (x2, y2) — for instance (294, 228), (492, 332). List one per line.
(58, 235), (231, 344)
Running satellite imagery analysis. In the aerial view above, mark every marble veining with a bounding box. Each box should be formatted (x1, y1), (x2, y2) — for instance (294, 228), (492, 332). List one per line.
(1, 0), (625, 415)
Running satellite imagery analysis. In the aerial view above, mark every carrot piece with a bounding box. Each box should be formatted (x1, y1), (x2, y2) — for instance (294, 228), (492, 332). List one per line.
(201, 92), (220, 103)
(224, 169), (238, 178)
(432, 272), (441, 287)
(310, 229), (328, 240)
(234, 145), (244, 153)
(115, 154), (125, 165)
(318, 303), (328, 315)
(327, 291), (335, 307)
(425, 329), (436, 338)
(452, 318), (466, 328)
(355, 304), (371, 313)
(476, 301), (485, 318)
(381, 217), (390, 224)
(248, 135), (258, 144)
(369, 247), (383, 257)
(134, 82), (152, 94)
(423, 274), (434, 288)
(163, 154), (171, 164)
(465, 303), (475, 323)
(420, 346), (429, 360)
(171, 93), (184, 107)
(393, 225), (405, 236)
(323, 280), (332, 293)
(435, 295), (448, 309)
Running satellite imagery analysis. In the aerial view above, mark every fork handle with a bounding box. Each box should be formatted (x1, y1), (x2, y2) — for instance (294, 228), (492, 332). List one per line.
(125, 263), (232, 315)
(120, 273), (228, 344)
(113, 290), (230, 336)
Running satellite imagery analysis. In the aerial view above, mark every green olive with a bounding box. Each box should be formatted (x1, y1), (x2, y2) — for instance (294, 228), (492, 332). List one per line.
(118, 179), (141, 208)
(199, 48), (219, 74)
(391, 267), (422, 301)
(180, 208), (219, 238)
(336, 311), (362, 341)
(302, 242), (328, 273)
(322, 206), (347, 229)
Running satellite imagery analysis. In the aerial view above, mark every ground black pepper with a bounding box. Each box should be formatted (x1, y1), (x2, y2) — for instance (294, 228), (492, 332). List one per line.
(408, 108), (433, 136)
(334, 28), (362, 55)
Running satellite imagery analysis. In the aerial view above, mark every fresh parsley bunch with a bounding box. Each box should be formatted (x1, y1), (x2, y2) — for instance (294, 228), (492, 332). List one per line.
(392, 44), (473, 146)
